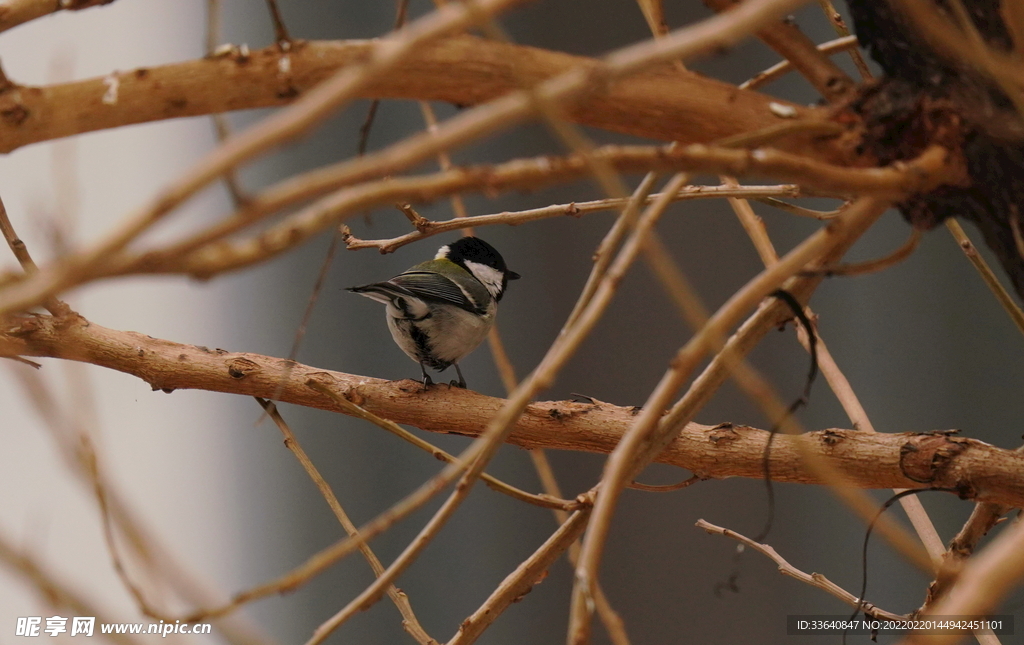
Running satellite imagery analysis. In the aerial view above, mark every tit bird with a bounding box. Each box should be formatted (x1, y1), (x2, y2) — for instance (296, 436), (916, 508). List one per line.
(347, 236), (520, 388)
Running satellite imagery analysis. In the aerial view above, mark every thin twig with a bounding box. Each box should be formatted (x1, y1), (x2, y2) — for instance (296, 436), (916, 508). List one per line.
(807, 228), (921, 277)
(946, 218), (1024, 337)
(356, 0), (410, 156)
(696, 520), (906, 620)
(447, 502), (596, 645)
(308, 382), (573, 510)
(628, 476), (702, 492)
(906, 517), (1024, 645)
(255, 398), (437, 645)
(345, 184), (800, 253)
(7, 360), (275, 645)
(724, 34), (860, 91)
(752, 196), (842, 219)
(357, 100), (381, 156)
(704, 0), (854, 101)
(0, 529), (139, 645)
(0, 196), (37, 272)
(922, 502), (1011, 616)
(13, 138), (948, 291)
(0, 193), (70, 316)
(815, 0), (872, 79)
(264, 0), (291, 45)
(206, 0), (250, 208)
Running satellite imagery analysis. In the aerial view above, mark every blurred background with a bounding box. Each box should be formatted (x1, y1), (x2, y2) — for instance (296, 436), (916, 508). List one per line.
(1, 1), (1023, 643)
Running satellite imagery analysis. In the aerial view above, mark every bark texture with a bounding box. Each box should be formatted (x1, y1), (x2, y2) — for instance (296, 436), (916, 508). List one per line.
(0, 36), (833, 156)
(4, 312), (1024, 506)
(848, 0), (1024, 300)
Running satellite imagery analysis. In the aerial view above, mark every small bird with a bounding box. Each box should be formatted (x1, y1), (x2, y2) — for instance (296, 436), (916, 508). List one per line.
(347, 236), (520, 388)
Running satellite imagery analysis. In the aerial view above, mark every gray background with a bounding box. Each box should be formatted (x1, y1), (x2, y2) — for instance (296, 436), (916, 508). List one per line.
(209, 1), (1024, 642)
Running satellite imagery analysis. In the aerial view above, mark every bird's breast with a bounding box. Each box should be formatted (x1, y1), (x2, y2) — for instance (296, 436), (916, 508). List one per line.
(386, 303), (495, 368)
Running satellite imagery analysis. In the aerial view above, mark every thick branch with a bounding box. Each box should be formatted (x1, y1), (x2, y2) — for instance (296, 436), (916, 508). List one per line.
(0, 35), (831, 155)
(4, 313), (1024, 507)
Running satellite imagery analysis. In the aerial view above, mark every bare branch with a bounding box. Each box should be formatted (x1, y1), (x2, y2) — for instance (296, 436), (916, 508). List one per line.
(256, 399), (438, 645)
(704, 0), (855, 101)
(117, 143), (955, 282)
(922, 502), (1011, 613)
(310, 382), (573, 510)
(0, 36), (812, 155)
(808, 228), (921, 277)
(344, 184), (801, 253)
(696, 519), (906, 621)
(907, 518), (1024, 645)
(0, 193), (71, 317)
(264, 0), (291, 46)
(4, 313), (1024, 507)
(448, 503), (594, 645)
(945, 219), (1024, 337)
(0, 530), (138, 645)
(815, 0), (872, 78)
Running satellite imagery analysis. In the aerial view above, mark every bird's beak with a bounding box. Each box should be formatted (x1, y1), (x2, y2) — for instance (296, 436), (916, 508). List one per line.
(507, 271), (521, 280)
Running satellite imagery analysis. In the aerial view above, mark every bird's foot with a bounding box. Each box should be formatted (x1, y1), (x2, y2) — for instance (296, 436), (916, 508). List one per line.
(451, 363), (467, 389)
(420, 363), (435, 389)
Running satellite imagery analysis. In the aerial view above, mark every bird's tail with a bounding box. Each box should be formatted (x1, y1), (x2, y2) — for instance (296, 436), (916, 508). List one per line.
(346, 282), (414, 306)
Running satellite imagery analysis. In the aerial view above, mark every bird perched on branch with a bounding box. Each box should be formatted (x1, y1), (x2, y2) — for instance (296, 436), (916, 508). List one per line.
(348, 236), (520, 388)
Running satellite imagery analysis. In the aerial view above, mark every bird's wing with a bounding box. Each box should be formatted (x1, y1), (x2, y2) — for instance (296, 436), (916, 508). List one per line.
(390, 271), (482, 314)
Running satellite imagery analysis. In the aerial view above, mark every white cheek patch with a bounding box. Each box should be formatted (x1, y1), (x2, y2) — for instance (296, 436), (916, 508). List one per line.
(465, 260), (504, 298)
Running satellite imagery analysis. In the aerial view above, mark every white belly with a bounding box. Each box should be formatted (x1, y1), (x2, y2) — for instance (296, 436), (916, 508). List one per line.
(386, 302), (495, 369)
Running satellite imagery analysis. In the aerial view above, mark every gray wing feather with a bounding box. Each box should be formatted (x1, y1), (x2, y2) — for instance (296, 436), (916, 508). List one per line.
(347, 281), (417, 301)
(391, 271), (481, 313)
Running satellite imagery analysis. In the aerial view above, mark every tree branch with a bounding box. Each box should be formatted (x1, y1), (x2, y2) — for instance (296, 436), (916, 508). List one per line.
(704, 0), (855, 101)
(4, 312), (1024, 507)
(695, 519), (905, 621)
(117, 143), (954, 282)
(0, 35), (826, 155)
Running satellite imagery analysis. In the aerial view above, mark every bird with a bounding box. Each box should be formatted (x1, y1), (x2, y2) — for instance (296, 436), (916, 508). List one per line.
(347, 236), (520, 389)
